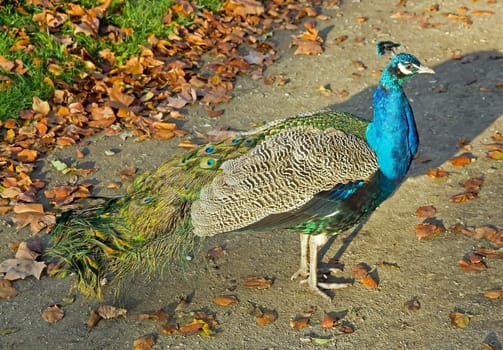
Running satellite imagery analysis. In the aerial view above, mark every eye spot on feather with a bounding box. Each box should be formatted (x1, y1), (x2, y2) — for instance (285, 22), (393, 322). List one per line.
(244, 138), (256, 147)
(231, 138), (241, 144)
(142, 197), (152, 204)
(205, 146), (215, 154)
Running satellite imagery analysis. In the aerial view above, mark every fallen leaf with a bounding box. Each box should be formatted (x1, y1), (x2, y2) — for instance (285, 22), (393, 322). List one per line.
(449, 153), (475, 167)
(471, 10), (494, 16)
(483, 289), (503, 299)
(351, 263), (371, 277)
(415, 205), (436, 218)
(458, 258), (487, 272)
(0, 279), (18, 299)
(486, 150), (503, 160)
(133, 335), (155, 350)
(360, 273), (378, 288)
(242, 275), (272, 289)
(87, 309), (102, 328)
(42, 304), (64, 324)
(206, 246), (225, 259)
(136, 309), (169, 321)
(463, 178), (483, 191)
(449, 311), (470, 328)
(0, 242), (46, 280)
(476, 247), (503, 259)
(449, 191), (478, 203)
(403, 297), (421, 312)
(289, 317), (309, 329)
(321, 313), (340, 328)
(425, 168), (449, 178)
(95, 304), (127, 319)
(415, 222), (445, 239)
(213, 295), (239, 306)
(0, 328), (19, 335)
(180, 319), (212, 336)
(160, 324), (179, 335)
(255, 309), (278, 326)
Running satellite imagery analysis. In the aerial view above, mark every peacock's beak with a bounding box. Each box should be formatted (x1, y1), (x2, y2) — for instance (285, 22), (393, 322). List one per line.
(417, 65), (435, 74)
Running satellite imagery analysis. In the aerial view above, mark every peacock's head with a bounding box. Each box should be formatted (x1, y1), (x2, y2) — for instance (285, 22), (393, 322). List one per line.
(391, 53), (435, 77)
(376, 41), (434, 85)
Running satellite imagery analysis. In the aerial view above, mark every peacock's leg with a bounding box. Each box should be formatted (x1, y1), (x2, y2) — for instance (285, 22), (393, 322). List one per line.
(292, 233), (351, 301)
(290, 233), (309, 280)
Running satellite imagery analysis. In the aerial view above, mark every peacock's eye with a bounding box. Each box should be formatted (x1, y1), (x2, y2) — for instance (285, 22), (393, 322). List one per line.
(207, 159), (215, 166)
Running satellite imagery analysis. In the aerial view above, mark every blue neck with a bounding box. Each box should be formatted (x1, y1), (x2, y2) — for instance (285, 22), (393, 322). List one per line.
(365, 66), (419, 197)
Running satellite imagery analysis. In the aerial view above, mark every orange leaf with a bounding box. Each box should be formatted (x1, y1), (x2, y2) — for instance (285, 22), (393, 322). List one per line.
(289, 317), (309, 329)
(471, 10), (494, 16)
(152, 122), (176, 130)
(321, 313), (339, 328)
(425, 168), (448, 178)
(360, 274), (378, 288)
(213, 295), (239, 306)
(483, 290), (503, 299)
(178, 140), (199, 149)
(351, 263), (370, 277)
(242, 275), (273, 289)
(415, 222), (444, 239)
(108, 84), (135, 107)
(255, 310), (278, 326)
(16, 149), (38, 162)
(13, 203), (44, 214)
(449, 153), (474, 167)
(449, 191), (478, 203)
(133, 335), (155, 350)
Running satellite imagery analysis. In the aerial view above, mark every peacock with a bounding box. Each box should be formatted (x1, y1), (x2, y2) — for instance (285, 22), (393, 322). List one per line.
(47, 42), (434, 301)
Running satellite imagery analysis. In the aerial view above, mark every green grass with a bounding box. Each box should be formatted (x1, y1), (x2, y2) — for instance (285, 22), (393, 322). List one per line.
(0, 0), (223, 121)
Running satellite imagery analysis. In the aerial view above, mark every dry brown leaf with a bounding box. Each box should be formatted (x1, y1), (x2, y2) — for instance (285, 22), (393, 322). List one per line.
(289, 317), (309, 329)
(32, 97), (50, 115)
(321, 313), (339, 328)
(133, 335), (155, 350)
(42, 304), (64, 324)
(415, 205), (437, 218)
(242, 275), (273, 289)
(458, 258), (487, 272)
(403, 297), (421, 312)
(483, 289), (503, 299)
(0, 242), (46, 280)
(449, 191), (478, 203)
(351, 263), (370, 277)
(96, 304), (127, 319)
(0, 279), (19, 299)
(16, 149), (38, 163)
(206, 246), (225, 259)
(160, 324), (179, 335)
(476, 247), (503, 259)
(136, 309), (169, 321)
(425, 168), (449, 178)
(449, 153), (474, 167)
(471, 10), (494, 16)
(213, 295), (239, 306)
(87, 309), (102, 328)
(178, 140), (199, 149)
(255, 309), (278, 326)
(415, 222), (445, 240)
(360, 273), (378, 288)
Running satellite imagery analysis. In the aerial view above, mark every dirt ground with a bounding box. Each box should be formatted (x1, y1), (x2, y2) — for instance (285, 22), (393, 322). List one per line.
(1, 0), (503, 349)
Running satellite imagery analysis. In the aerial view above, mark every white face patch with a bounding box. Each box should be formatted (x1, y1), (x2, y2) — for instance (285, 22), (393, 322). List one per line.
(397, 62), (417, 75)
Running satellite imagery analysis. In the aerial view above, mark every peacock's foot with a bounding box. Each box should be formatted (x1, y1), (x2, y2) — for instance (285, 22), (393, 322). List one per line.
(290, 268), (309, 281)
